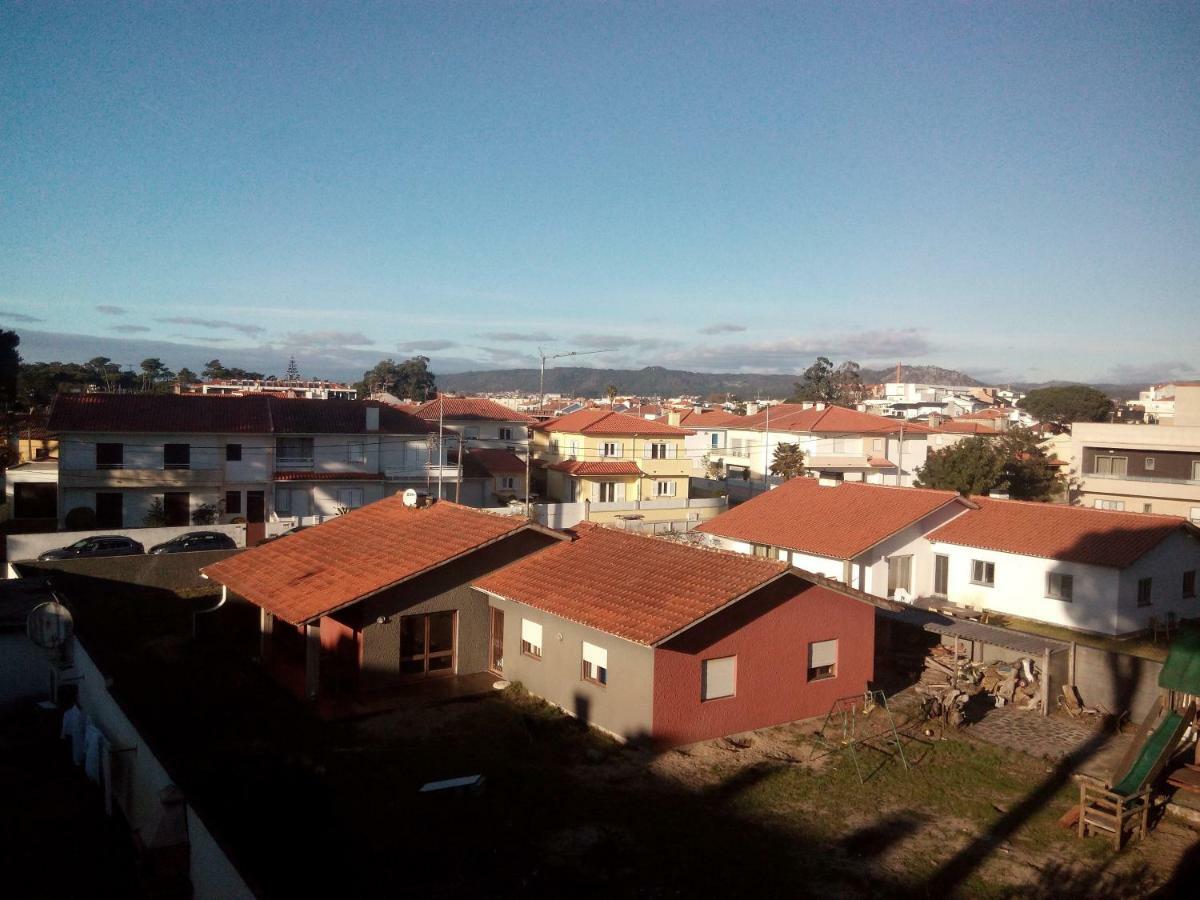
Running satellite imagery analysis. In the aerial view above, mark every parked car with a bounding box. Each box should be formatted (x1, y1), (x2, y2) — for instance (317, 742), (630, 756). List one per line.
(37, 536), (145, 561)
(148, 531), (238, 555)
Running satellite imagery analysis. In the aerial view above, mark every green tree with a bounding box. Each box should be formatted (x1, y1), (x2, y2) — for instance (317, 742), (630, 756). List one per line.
(831, 361), (865, 405)
(143, 496), (169, 527)
(1018, 385), (1112, 425)
(914, 436), (1006, 497)
(792, 356), (835, 402)
(176, 367), (199, 385)
(0, 330), (20, 411)
(769, 442), (806, 480)
(606, 384), (618, 405)
(358, 356), (437, 400)
(202, 359), (228, 380)
(995, 427), (1064, 501)
(140, 358), (174, 392)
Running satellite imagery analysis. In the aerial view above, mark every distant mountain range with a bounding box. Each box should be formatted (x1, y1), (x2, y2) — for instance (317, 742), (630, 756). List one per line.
(439, 364), (984, 398)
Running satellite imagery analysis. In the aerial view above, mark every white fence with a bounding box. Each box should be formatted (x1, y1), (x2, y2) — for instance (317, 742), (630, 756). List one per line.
(6, 523), (247, 576)
(484, 498), (726, 531)
(65, 639), (255, 899)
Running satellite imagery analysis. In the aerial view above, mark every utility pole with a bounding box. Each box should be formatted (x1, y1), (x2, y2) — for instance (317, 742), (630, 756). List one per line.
(437, 393), (444, 500)
(537, 347), (616, 412)
(455, 431), (462, 503)
(762, 400), (770, 494)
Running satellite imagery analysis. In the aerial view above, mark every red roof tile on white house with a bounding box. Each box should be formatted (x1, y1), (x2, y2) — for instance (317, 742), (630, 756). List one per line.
(535, 408), (692, 436)
(736, 404), (937, 435)
(696, 478), (972, 560)
(413, 396), (534, 424)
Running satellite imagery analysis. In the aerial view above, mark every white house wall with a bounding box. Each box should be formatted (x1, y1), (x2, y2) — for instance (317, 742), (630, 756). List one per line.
(1116, 531), (1200, 633)
(931, 541), (1122, 634)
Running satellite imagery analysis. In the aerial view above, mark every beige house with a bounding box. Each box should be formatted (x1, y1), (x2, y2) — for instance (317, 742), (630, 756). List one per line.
(532, 408), (721, 529)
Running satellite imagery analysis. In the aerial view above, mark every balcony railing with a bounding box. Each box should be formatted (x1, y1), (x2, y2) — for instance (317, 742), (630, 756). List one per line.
(1085, 471), (1200, 487)
(275, 456), (315, 470)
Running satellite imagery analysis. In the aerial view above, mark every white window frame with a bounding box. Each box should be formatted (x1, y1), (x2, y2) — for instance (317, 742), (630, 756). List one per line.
(701, 656), (736, 701)
(1144, 457), (1155, 471)
(347, 442), (365, 464)
(274, 487), (292, 514)
(498, 427), (514, 441)
(711, 432), (720, 449)
(463, 425), (480, 440)
(1046, 572), (1074, 602)
(597, 482), (617, 502)
(807, 639), (838, 681)
(498, 476), (516, 491)
(971, 559), (995, 587)
(655, 479), (676, 498)
(520, 619), (543, 659)
(601, 441), (621, 458)
(581, 641), (608, 686)
(1094, 499), (1126, 511)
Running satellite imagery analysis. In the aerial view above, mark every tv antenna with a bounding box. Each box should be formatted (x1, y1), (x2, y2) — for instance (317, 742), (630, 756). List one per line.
(538, 347), (615, 411)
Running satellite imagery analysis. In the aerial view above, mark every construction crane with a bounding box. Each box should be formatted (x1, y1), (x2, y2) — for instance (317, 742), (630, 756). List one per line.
(538, 347), (615, 411)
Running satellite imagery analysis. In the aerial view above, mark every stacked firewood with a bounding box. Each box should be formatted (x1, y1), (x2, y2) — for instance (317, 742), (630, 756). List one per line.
(915, 645), (1044, 727)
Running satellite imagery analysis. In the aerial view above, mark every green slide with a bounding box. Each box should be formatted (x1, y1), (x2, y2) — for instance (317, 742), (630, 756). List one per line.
(1111, 710), (1186, 797)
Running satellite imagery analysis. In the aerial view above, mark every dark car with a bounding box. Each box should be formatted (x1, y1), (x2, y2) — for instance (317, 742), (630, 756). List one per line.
(38, 535), (145, 561)
(148, 531), (238, 555)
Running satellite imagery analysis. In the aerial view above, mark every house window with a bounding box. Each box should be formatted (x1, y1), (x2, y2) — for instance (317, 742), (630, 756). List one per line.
(1094, 499), (1125, 511)
(96, 443), (123, 470)
(648, 442), (669, 459)
(464, 426), (480, 440)
(499, 427), (514, 441)
(274, 487), (292, 514)
(597, 482), (617, 502)
(499, 476), (516, 491)
(872, 438), (885, 452)
(225, 491), (242, 515)
(1143, 503), (1153, 513)
(1192, 461), (1200, 482)
(277, 437), (314, 461)
(95, 492), (123, 528)
(601, 441), (621, 458)
(701, 656), (736, 700)
(1047, 572), (1074, 602)
(1145, 457), (1155, 471)
(655, 480), (676, 498)
(581, 641), (608, 685)
(1183, 571), (1196, 599)
(1094, 455), (1128, 476)
(1192, 507), (1200, 524)
(1137, 577), (1153, 607)
(163, 443), (190, 470)
(886, 555), (912, 598)
(711, 432), (720, 448)
(226, 443), (242, 462)
(934, 554), (949, 597)
(347, 443), (364, 463)
(520, 619), (542, 659)
(336, 488), (364, 509)
(808, 639), (838, 681)
(752, 544), (771, 558)
(971, 560), (995, 587)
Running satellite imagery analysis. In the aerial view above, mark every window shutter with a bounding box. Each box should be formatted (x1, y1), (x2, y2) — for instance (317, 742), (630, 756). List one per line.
(613, 441), (623, 458)
(809, 640), (838, 668)
(614, 482), (626, 501)
(702, 656), (736, 700)
(582, 642), (607, 669)
(590, 482), (600, 502)
(521, 619), (542, 646)
(644, 443), (653, 459)
(667, 443), (677, 458)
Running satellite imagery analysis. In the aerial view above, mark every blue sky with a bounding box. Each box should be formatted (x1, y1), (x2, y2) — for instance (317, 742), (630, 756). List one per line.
(2, 2), (1198, 385)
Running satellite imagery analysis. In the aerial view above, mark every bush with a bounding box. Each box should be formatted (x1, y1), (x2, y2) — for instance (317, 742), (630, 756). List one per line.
(143, 497), (169, 527)
(192, 503), (218, 525)
(64, 506), (96, 530)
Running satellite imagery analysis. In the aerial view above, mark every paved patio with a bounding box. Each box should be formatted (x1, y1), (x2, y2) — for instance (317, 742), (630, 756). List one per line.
(968, 705), (1133, 778)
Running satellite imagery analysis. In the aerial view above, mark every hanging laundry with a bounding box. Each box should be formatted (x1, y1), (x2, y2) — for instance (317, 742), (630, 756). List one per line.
(84, 723), (107, 784)
(60, 704), (87, 766)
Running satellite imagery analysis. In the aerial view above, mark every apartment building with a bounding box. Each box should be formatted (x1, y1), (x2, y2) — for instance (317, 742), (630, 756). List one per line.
(669, 408), (743, 474)
(720, 403), (937, 487)
(48, 393), (452, 539)
(411, 396), (533, 451)
(1071, 384), (1200, 522)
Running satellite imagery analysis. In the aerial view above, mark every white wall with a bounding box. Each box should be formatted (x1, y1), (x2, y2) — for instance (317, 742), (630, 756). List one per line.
(69, 640), (255, 900)
(932, 541), (1123, 634)
(7, 523), (246, 573)
(1117, 531), (1200, 634)
(60, 487), (227, 531)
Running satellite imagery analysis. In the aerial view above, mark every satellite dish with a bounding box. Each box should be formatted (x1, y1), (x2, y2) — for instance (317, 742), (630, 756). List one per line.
(892, 588), (912, 605)
(27, 600), (74, 650)
(402, 489), (419, 508)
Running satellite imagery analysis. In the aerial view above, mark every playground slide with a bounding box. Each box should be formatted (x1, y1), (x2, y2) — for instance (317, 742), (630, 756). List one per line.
(1109, 702), (1195, 797)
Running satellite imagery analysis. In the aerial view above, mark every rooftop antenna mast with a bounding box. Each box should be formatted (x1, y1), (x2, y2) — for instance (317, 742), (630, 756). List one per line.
(537, 347), (616, 412)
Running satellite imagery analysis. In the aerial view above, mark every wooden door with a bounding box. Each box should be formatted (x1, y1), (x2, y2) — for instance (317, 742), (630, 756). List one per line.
(489, 607), (504, 674)
(246, 491), (266, 545)
(399, 611), (456, 679)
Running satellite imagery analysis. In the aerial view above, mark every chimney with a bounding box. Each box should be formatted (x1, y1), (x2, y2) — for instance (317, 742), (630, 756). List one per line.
(815, 402), (826, 411)
(817, 477), (840, 488)
(365, 407), (380, 431)
(667, 411), (682, 427)
(801, 402), (813, 411)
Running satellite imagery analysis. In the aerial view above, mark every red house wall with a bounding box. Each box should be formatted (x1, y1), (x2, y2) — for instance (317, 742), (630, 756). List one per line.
(651, 581), (875, 747)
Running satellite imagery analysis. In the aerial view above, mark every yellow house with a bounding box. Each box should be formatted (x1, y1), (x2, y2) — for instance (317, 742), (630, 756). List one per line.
(532, 409), (694, 521)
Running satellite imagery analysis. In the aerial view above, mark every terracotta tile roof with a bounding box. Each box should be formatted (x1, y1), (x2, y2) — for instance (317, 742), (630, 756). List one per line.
(47, 393), (435, 436)
(927, 498), (1194, 568)
(535, 408), (691, 436)
(463, 448), (527, 477)
(202, 499), (550, 624)
(696, 478), (970, 560)
(413, 396), (534, 424)
(549, 460), (642, 476)
(735, 404), (936, 436)
(273, 471), (385, 481)
(474, 523), (792, 645)
(937, 420), (998, 434)
(956, 408), (1010, 420)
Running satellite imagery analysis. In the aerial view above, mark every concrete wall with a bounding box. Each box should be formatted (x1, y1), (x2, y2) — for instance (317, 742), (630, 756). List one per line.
(7, 523), (246, 574)
(652, 577), (876, 746)
(0, 633), (48, 709)
(1072, 644), (1163, 723)
(484, 591), (657, 741)
(69, 639), (255, 900)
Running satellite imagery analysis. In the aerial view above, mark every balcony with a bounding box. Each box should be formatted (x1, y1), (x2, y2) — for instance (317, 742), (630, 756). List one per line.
(1084, 471), (1200, 487)
(275, 456), (315, 470)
